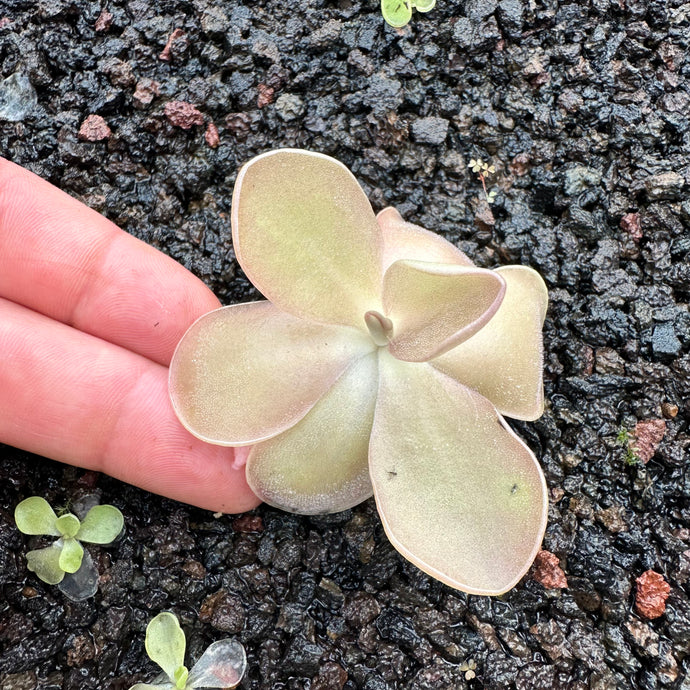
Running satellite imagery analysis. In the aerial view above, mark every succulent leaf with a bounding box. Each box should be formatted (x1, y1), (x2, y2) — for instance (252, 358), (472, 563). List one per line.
(376, 207), (473, 270)
(26, 543), (65, 584)
(14, 496), (60, 536)
(246, 353), (378, 514)
(76, 504), (124, 544)
(369, 352), (548, 595)
(381, 0), (412, 26)
(170, 302), (374, 446)
(145, 613), (187, 684)
(55, 513), (80, 538)
(128, 685), (173, 690)
(231, 149), (383, 328)
(186, 639), (247, 689)
(433, 266), (548, 420)
(58, 536), (84, 573)
(383, 260), (506, 362)
(413, 0), (436, 11)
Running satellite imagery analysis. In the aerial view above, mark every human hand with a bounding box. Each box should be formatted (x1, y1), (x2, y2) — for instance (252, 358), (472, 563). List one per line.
(0, 158), (260, 513)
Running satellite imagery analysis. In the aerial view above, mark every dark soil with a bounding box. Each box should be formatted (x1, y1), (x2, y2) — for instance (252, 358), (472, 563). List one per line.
(1, 0), (689, 688)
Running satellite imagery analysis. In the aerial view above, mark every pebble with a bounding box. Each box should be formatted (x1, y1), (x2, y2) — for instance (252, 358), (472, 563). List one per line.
(411, 116), (449, 145)
(164, 101), (204, 129)
(275, 93), (305, 121)
(78, 114), (111, 141)
(0, 72), (37, 122)
(531, 550), (568, 589)
(632, 419), (666, 463)
(635, 571), (670, 619)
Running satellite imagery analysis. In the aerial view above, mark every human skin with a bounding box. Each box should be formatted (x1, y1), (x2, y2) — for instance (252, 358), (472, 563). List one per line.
(0, 157), (260, 513)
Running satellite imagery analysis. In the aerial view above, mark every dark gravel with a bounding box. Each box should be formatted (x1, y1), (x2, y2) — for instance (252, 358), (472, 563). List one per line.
(1, 0), (689, 688)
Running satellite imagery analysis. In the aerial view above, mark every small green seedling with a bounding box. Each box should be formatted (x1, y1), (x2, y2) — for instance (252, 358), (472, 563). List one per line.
(381, 0), (436, 28)
(15, 496), (123, 600)
(469, 158), (498, 203)
(616, 426), (640, 466)
(130, 612), (246, 690)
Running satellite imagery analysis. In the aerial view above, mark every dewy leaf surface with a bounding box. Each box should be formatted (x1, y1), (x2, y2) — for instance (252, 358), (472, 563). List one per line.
(170, 302), (373, 446)
(77, 504), (124, 543)
(15, 496), (59, 536)
(383, 260), (506, 362)
(232, 149), (383, 328)
(186, 639), (246, 688)
(370, 352), (548, 595)
(145, 613), (187, 684)
(433, 265), (548, 420)
(246, 353), (378, 514)
(26, 543), (66, 584)
(377, 207), (473, 271)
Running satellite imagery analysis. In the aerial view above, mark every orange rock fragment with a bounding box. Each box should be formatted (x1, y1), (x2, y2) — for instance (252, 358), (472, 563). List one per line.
(78, 114), (111, 141)
(635, 570), (670, 619)
(159, 28), (185, 61)
(205, 122), (220, 148)
(164, 101), (204, 129)
(532, 550), (567, 589)
(257, 84), (275, 109)
(632, 419), (666, 464)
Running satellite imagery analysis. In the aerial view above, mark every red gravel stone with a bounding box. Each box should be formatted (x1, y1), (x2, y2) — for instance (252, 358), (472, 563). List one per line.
(632, 419), (666, 464)
(159, 28), (185, 61)
(532, 550), (568, 589)
(620, 212), (642, 242)
(635, 570), (670, 619)
(257, 83), (275, 108)
(94, 9), (112, 32)
(164, 101), (204, 129)
(205, 121), (220, 148)
(78, 114), (111, 141)
(0, 17), (11, 29)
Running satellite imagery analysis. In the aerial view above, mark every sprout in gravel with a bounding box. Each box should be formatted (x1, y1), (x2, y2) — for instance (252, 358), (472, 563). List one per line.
(130, 612), (246, 690)
(169, 149), (549, 595)
(14, 495), (123, 600)
(381, 0), (436, 28)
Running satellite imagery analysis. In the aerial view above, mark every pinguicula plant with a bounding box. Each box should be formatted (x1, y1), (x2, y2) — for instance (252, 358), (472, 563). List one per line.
(381, 0), (436, 28)
(169, 149), (549, 595)
(15, 495), (123, 600)
(130, 612), (246, 690)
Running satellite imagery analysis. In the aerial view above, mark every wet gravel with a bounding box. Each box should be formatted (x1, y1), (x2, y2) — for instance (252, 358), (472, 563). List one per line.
(1, 0), (689, 688)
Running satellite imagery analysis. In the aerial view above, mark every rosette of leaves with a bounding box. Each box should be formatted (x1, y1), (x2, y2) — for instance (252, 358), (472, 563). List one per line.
(169, 149), (549, 595)
(130, 613), (246, 690)
(15, 496), (123, 599)
(381, 0), (436, 28)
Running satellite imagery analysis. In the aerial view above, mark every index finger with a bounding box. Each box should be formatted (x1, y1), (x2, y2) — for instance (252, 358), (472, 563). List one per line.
(0, 158), (221, 365)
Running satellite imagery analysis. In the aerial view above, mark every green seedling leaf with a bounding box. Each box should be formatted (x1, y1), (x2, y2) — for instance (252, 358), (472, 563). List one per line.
(173, 665), (188, 689)
(55, 513), (81, 538)
(26, 543), (65, 585)
(15, 496), (60, 536)
(145, 613), (187, 684)
(77, 504), (124, 544)
(381, 0), (412, 27)
(412, 0), (436, 12)
(186, 639), (247, 689)
(58, 536), (84, 573)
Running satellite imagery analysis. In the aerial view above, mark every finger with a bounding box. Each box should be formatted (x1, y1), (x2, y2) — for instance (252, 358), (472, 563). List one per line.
(0, 298), (260, 513)
(0, 157), (221, 366)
